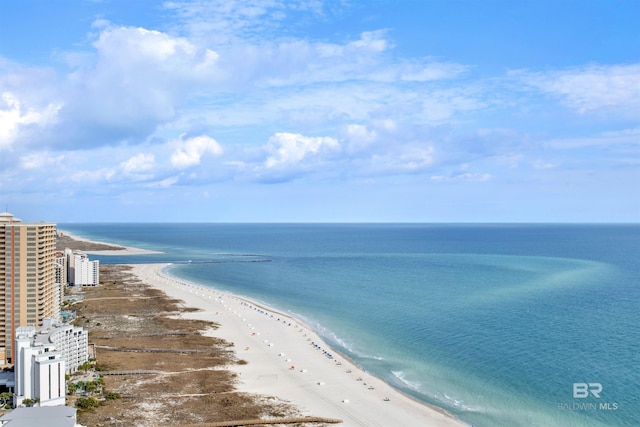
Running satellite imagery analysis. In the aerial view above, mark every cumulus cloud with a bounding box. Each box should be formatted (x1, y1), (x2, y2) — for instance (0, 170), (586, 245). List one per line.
(2, 0), (635, 219)
(0, 92), (60, 150)
(3, 15), (472, 155)
(236, 128), (439, 182)
(231, 132), (341, 182)
(170, 135), (223, 169)
(53, 25), (221, 148)
(263, 132), (340, 169)
(88, 26), (219, 82)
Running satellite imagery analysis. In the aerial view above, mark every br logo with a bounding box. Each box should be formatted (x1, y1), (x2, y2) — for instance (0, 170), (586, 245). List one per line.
(573, 383), (602, 398)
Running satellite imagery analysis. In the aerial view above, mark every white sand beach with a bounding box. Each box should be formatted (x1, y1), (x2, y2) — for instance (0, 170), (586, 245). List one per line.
(132, 263), (467, 427)
(57, 230), (163, 255)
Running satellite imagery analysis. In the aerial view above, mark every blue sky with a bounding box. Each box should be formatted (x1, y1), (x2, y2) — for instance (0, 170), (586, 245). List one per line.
(0, 0), (638, 222)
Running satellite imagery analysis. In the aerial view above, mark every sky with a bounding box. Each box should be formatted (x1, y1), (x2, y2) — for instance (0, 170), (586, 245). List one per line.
(0, 0), (638, 223)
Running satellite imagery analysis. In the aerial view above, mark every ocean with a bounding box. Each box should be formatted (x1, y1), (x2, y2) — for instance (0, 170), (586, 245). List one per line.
(58, 223), (640, 427)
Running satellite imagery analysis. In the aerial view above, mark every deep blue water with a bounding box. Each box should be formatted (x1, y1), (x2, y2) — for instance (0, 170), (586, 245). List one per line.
(59, 223), (640, 427)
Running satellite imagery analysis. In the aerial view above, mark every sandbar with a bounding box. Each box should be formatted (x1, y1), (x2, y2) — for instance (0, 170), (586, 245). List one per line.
(132, 263), (467, 427)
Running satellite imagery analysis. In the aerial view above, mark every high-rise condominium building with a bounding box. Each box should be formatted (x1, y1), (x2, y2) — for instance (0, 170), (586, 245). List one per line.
(71, 253), (99, 286)
(14, 326), (66, 407)
(0, 212), (57, 364)
(37, 318), (89, 375)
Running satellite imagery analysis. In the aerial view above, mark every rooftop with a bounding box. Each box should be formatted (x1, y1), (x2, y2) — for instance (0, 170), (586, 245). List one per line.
(0, 406), (78, 427)
(0, 212), (21, 223)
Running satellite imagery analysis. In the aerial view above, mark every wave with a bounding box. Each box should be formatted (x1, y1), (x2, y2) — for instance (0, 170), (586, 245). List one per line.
(390, 370), (484, 414)
(295, 314), (356, 353)
(390, 370), (423, 392)
(291, 313), (388, 364)
(440, 393), (476, 413)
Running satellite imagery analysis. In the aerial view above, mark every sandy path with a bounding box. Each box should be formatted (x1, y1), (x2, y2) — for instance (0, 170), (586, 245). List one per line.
(131, 263), (467, 427)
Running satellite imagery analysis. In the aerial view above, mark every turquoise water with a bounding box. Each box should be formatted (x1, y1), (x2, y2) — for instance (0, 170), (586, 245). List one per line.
(59, 223), (640, 426)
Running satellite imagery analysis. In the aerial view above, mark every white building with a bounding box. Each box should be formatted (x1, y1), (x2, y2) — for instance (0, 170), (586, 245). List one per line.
(35, 319), (88, 375)
(69, 253), (99, 286)
(12, 320), (88, 407)
(13, 327), (66, 407)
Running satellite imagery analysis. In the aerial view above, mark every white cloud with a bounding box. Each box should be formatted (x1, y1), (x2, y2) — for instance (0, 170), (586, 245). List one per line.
(3, 16), (472, 155)
(399, 60), (469, 82)
(530, 159), (558, 170)
(90, 26), (218, 76)
(421, 90), (483, 121)
(146, 176), (180, 188)
(163, 0), (331, 46)
(54, 25), (221, 147)
(19, 151), (65, 170)
(344, 124), (377, 152)
(544, 128), (640, 149)
(347, 30), (390, 54)
(263, 132), (340, 169)
(170, 135), (223, 169)
(192, 27), (468, 91)
(2, 1), (636, 222)
(517, 64), (640, 115)
(368, 145), (434, 175)
(223, 123), (450, 182)
(70, 168), (116, 184)
(258, 34), (467, 87)
(431, 172), (492, 182)
(230, 132), (342, 182)
(120, 153), (156, 174)
(0, 92), (60, 150)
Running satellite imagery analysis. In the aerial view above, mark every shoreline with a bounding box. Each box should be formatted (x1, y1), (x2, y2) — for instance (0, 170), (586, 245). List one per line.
(133, 262), (467, 427)
(57, 229), (164, 255)
(58, 230), (467, 425)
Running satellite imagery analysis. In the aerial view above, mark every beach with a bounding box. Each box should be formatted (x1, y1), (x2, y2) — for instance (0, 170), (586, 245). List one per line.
(57, 230), (163, 255)
(58, 223), (640, 427)
(59, 228), (465, 425)
(132, 262), (466, 427)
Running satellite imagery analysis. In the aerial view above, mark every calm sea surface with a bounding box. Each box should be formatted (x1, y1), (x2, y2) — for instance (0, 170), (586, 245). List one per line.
(59, 223), (640, 427)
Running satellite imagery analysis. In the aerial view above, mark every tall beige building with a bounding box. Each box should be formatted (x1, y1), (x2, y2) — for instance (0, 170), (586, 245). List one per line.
(0, 212), (57, 364)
